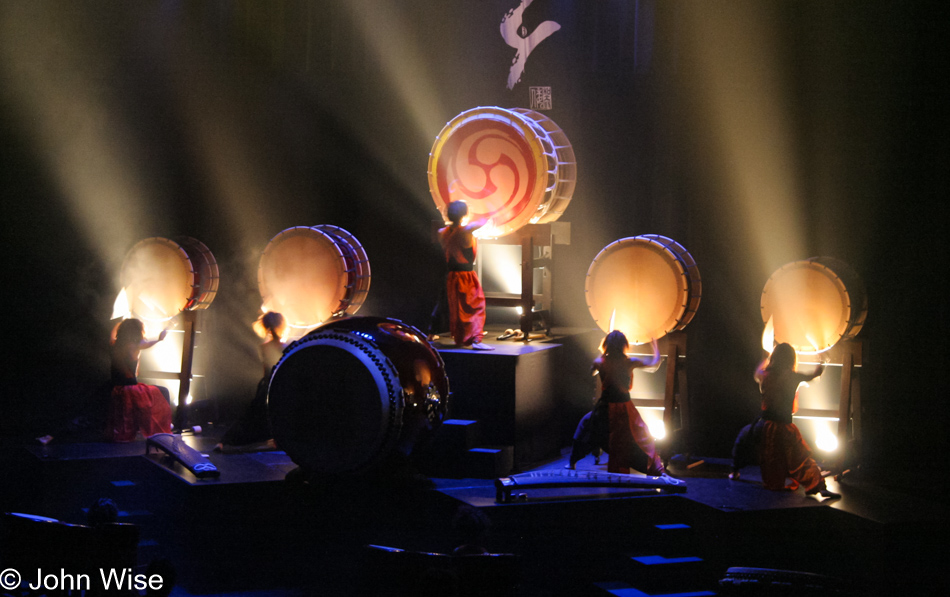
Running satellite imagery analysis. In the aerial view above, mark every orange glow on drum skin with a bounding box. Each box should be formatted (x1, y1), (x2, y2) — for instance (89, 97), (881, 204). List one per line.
(762, 259), (864, 354)
(587, 236), (700, 345)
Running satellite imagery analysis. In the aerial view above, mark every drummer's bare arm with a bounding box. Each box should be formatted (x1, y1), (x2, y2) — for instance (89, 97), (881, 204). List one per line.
(802, 362), (825, 382)
(754, 356), (770, 385)
(591, 356), (603, 376)
(139, 329), (168, 350)
(463, 216), (490, 233)
(630, 338), (661, 369)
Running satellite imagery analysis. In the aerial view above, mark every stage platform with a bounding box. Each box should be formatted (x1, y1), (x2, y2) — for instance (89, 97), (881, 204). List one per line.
(6, 430), (949, 596)
(432, 326), (604, 471)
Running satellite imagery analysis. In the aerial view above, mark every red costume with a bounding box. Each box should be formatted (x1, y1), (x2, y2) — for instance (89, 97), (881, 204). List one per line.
(107, 385), (173, 442)
(108, 344), (172, 442)
(439, 224), (486, 346)
(594, 355), (665, 476)
(757, 368), (825, 492)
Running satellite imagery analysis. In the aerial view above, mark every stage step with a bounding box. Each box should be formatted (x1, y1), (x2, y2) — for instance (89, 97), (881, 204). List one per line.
(437, 418), (481, 451)
(464, 446), (514, 479)
(416, 419), (514, 478)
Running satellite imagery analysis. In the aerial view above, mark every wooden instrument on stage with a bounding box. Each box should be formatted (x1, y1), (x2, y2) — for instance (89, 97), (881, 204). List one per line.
(120, 236), (219, 322)
(428, 106), (576, 238)
(258, 225), (371, 335)
(494, 469), (687, 503)
(586, 235), (702, 344)
(146, 433), (220, 478)
(267, 316), (449, 475)
(761, 257), (867, 353)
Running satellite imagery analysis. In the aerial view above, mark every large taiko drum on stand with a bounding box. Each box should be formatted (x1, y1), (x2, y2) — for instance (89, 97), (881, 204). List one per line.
(120, 236), (219, 321)
(428, 106), (576, 237)
(586, 235), (702, 345)
(258, 226), (371, 333)
(267, 317), (449, 475)
(761, 257), (867, 354)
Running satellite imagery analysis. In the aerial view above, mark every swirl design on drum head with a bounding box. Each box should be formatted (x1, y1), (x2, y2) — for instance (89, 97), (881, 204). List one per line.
(430, 107), (577, 238)
(440, 120), (539, 228)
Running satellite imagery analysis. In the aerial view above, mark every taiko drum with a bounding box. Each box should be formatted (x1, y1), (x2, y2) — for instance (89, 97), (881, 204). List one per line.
(258, 226), (371, 331)
(428, 106), (576, 237)
(267, 316), (449, 475)
(586, 235), (702, 345)
(761, 257), (867, 353)
(120, 236), (219, 322)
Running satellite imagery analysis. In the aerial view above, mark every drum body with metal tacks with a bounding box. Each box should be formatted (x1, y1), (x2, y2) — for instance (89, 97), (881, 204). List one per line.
(761, 257), (867, 354)
(258, 226), (371, 334)
(120, 236), (219, 322)
(586, 235), (702, 345)
(428, 106), (576, 238)
(267, 316), (449, 475)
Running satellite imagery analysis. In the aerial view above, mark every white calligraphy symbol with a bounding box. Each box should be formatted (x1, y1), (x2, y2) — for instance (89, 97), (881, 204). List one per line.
(500, 0), (561, 90)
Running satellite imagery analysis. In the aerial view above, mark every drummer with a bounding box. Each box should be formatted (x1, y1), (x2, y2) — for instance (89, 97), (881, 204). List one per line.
(438, 200), (493, 350)
(217, 312), (285, 452)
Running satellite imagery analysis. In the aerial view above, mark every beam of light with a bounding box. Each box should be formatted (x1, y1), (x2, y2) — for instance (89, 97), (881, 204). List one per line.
(761, 317), (775, 353)
(145, 330), (183, 373)
(647, 419), (666, 441)
(473, 218), (499, 240)
(638, 409), (666, 440)
(814, 425), (839, 452)
(608, 309), (617, 333)
(112, 289), (131, 321)
(138, 294), (172, 321)
(163, 55), (286, 270)
(336, 0), (447, 207)
(481, 244), (523, 295)
(803, 333), (821, 356)
(0, 5), (168, 274)
(339, 0), (445, 138)
(678, 4), (807, 281)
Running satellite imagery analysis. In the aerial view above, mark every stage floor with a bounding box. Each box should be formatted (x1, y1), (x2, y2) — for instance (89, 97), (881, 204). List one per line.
(20, 429), (947, 526)
(7, 427), (949, 596)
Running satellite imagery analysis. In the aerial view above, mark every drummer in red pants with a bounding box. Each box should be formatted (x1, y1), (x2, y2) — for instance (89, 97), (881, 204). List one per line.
(591, 331), (666, 476)
(107, 318), (173, 442)
(439, 200), (493, 350)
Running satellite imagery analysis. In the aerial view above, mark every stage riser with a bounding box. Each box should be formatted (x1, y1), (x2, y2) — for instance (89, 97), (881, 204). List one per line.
(441, 346), (560, 468)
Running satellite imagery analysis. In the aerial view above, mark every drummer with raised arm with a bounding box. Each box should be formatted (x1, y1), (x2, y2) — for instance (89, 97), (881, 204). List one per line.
(439, 200), (493, 350)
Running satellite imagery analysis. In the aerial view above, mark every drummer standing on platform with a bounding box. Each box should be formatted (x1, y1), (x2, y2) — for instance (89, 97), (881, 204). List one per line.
(439, 200), (493, 350)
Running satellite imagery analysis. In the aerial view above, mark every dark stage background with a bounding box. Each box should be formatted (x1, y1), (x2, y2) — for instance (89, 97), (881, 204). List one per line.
(1, 1), (946, 472)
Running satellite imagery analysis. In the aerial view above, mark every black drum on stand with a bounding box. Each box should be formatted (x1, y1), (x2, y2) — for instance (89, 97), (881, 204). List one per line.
(267, 317), (449, 476)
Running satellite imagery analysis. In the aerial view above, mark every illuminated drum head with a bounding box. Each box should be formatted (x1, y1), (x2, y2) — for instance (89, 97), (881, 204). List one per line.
(586, 235), (701, 345)
(258, 227), (347, 330)
(429, 107), (553, 237)
(120, 238), (194, 322)
(761, 258), (866, 353)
